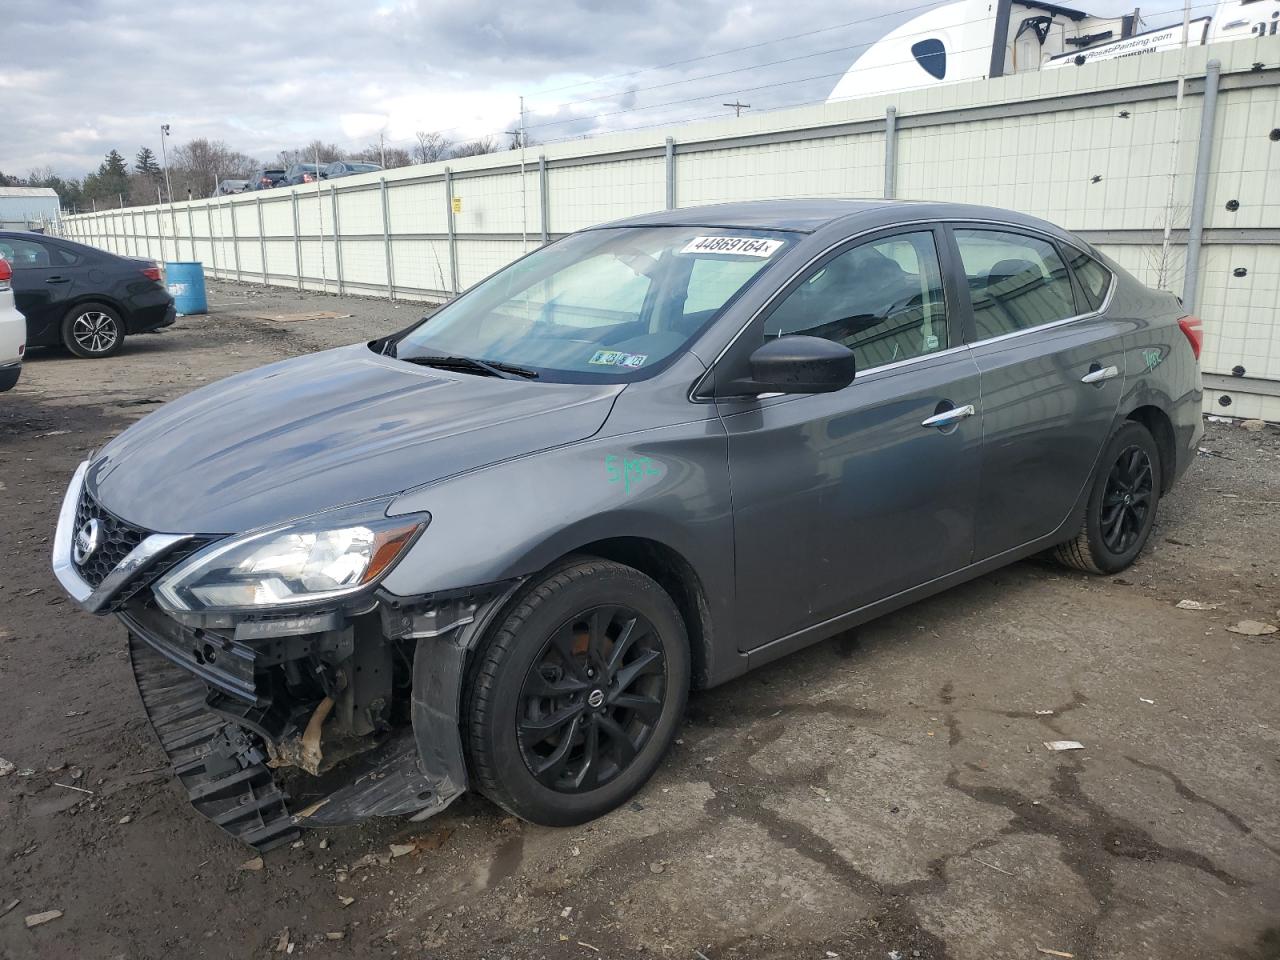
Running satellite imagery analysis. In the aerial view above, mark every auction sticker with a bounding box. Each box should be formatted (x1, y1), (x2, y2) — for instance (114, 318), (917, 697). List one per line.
(589, 350), (648, 367)
(679, 236), (784, 258)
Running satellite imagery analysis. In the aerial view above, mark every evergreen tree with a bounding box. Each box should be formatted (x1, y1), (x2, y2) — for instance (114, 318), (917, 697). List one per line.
(135, 146), (161, 179)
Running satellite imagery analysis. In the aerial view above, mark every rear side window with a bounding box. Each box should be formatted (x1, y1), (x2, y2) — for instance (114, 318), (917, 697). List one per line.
(953, 229), (1076, 340)
(1064, 248), (1112, 312)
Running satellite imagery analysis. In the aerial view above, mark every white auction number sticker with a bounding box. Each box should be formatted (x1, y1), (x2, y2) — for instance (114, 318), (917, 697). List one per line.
(679, 236), (785, 258)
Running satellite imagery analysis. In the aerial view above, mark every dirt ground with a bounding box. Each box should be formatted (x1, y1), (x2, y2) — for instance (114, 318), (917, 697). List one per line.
(2, 279), (1278, 960)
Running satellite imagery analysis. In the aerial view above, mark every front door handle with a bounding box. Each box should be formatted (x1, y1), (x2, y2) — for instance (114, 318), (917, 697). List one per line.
(921, 403), (976, 428)
(1081, 364), (1119, 384)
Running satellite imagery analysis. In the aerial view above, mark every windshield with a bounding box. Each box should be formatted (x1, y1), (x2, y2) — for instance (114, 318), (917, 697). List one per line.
(394, 226), (790, 382)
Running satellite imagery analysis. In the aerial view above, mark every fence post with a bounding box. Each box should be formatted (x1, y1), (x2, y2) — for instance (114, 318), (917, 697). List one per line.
(884, 106), (898, 200)
(1183, 59), (1221, 314)
(229, 198), (242, 282)
(444, 167), (458, 295)
(257, 196), (268, 284)
(330, 185), (344, 296)
(665, 137), (676, 210)
(206, 203), (218, 278)
(539, 155), (550, 243)
(380, 177), (395, 300)
(291, 192), (303, 290)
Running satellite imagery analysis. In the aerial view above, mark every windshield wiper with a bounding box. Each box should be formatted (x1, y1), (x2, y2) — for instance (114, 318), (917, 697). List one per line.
(401, 354), (539, 380)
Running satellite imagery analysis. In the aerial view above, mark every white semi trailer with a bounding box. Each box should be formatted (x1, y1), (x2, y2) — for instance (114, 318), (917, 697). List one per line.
(828, 0), (1278, 99)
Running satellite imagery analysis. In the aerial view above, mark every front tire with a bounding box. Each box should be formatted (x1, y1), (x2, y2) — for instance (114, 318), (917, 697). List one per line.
(1054, 420), (1162, 574)
(62, 302), (124, 358)
(465, 558), (690, 826)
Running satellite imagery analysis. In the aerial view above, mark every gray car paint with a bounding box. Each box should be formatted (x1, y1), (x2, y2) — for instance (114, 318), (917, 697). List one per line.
(75, 200), (1202, 693)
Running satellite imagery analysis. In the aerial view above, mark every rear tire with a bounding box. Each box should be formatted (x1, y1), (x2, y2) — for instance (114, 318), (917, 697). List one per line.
(465, 558), (690, 826)
(1054, 420), (1162, 575)
(62, 302), (124, 358)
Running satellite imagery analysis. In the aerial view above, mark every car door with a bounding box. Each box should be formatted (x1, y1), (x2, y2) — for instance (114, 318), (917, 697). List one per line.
(947, 225), (1126, 561)
(0, 235), (78, 342)
(714, 227), (984, 652)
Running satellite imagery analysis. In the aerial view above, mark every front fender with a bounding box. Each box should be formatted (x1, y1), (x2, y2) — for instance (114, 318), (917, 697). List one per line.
(380, 416), (735, 647)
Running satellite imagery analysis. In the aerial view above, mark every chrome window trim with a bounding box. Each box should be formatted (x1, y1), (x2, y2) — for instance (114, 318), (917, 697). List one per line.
(691, 217), (1116, 401)
(51, 460), (193, 614)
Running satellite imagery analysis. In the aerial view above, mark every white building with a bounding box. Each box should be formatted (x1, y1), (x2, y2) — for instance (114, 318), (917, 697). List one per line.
(0, 186), (61, 231)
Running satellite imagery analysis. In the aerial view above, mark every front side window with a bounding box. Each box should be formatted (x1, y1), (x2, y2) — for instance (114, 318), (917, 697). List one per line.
(762, 230), (949, 370)
(394, 226), (789, 382)
(1064, 247), (1112, 313)
(0, 237), (51, 268)
(954, 229), (1076, 339)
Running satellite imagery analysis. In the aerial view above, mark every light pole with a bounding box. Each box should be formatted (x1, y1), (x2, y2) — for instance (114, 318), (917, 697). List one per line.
(159, 124), (180, 260)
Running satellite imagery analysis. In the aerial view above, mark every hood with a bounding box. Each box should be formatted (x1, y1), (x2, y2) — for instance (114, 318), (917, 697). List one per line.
(88, 344), (621, 533)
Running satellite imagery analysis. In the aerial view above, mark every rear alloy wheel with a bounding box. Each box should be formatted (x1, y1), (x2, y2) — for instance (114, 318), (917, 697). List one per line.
(62, 302), (124, 358)
(1054, 421), (1162, 574)
(465, 558), (690, 826)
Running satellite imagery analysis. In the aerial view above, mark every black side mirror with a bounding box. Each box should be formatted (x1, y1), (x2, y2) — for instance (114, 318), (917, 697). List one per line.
(724, 335), (857, 396)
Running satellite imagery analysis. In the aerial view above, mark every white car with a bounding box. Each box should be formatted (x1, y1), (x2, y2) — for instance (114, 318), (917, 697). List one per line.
(0, 256), (23, 391)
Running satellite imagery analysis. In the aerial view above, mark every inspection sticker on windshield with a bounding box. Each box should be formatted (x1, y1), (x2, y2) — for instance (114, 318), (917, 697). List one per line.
(679, 236), (784, 258)
(589, 350), (648, 368)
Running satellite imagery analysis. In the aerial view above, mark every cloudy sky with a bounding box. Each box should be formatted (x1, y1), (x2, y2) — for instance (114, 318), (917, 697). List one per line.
(6, 0), (1184, 179)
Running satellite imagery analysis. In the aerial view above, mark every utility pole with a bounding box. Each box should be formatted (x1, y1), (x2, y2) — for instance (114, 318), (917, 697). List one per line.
(506, 97), (529, 251)
(379, 130), (387, 168)
(723, 101), (751, 117)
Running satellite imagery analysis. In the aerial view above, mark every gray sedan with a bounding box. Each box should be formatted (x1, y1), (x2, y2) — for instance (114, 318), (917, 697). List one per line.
(52, 200), (1203, 849)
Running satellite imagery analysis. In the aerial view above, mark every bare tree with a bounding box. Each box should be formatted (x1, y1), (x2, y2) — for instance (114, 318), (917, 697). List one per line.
(451, 136), (500, 158)
(169, 138), (257, 199)
(277, 140), (343, 168)
(351, 144), (413, 168)
(413, 130), (452, 164)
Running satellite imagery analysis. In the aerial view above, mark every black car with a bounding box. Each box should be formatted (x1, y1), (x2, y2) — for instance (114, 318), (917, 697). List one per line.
(248, 168), (287, 191)
(321, 160), (383, 180)
(0, 232), (175, 358)
(283, 163), (324, 186)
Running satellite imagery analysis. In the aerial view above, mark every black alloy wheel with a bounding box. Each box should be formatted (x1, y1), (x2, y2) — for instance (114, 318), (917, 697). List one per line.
(1054, 420), (1162, 575)
(465, 558), (690, 826)
(517, 605), (665, 793)
(1100, 445), (1154, 554)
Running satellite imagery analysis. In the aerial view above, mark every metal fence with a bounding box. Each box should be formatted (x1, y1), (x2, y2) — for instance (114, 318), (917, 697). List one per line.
(63, 36), (1280, 419)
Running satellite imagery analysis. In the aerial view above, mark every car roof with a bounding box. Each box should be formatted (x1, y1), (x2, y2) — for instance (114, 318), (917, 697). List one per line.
(594, 199), (1075, 238)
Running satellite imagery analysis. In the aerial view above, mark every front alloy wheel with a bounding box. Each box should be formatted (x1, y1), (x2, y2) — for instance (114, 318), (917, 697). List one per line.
(465, 558), (690, 826)
(518, 605), (666, 793)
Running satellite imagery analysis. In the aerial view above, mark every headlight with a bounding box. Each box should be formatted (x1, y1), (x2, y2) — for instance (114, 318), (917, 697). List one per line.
(154, 500), (427, 614)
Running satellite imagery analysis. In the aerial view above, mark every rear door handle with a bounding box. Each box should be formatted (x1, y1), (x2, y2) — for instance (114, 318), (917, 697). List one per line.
(921, 403), (976, 428)
(45, 276), (70, 284)
(1081, 364), (1119, 384)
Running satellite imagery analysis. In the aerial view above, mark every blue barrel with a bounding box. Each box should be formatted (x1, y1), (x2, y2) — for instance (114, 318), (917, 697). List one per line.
(164, 261), (208, 315)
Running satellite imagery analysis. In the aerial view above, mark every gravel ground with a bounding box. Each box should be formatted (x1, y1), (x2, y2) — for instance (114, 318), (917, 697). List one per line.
(1, 279), (1278, 960)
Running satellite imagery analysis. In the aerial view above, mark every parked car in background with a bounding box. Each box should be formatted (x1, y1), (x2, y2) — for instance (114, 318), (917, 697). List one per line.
(49, 199), (1203, 851)
(321, 160), (383, 180)
(249, 168), (287, 191)
(215, 179), (249, 196)
(284, 163), (324, 185)
(0, 257), (24, 390)
(0, 232), (174, 358)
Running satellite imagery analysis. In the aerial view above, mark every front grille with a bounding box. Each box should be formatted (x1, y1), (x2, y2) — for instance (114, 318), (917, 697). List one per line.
(74, 487), (147, 587)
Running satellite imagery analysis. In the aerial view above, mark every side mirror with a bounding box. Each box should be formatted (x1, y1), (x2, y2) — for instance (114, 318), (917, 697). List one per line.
(725, 335), (857, 396)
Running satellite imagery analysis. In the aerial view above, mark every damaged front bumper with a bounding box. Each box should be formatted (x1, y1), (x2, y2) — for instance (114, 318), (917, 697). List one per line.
(53, 462), (519, 851)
